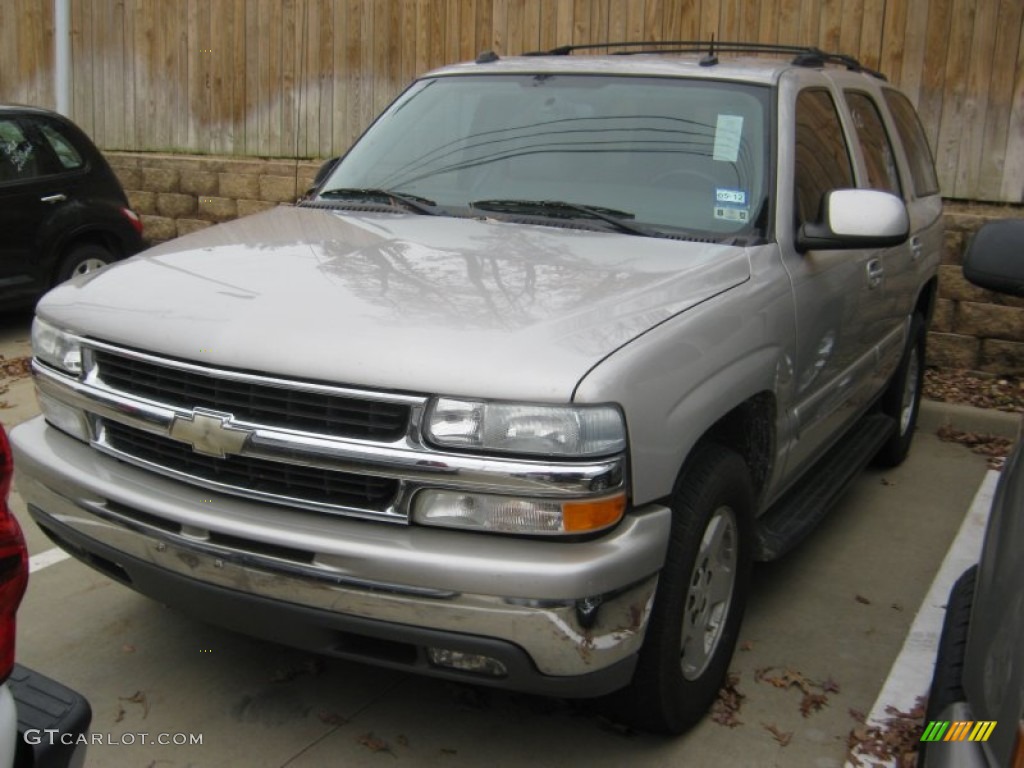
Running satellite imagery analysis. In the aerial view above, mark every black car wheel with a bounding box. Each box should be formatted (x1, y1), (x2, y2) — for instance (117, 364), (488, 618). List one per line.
(606, 443), (754, 734)
(56, 244), (115, 284)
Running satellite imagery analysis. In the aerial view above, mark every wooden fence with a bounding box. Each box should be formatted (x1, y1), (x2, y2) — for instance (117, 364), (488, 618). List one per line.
(1, 0), (1022, 202)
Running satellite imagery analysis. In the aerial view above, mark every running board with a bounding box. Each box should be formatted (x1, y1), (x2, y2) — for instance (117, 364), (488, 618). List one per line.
(754, 413), (896, 561)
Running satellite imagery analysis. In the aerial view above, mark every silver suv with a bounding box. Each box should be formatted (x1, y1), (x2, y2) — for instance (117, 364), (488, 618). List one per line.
(12, 42), (941, 734)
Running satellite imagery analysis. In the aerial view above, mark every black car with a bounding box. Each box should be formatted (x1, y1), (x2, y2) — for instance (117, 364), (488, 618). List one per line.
(0, 105), (143, 308)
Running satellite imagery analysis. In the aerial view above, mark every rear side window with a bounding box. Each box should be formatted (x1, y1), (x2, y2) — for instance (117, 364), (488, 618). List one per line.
(794, 89), (854, 223)
(883, 90), (940, 197)
(844, 91), (902, 196)
(37, 121), (85, 171)
(0, 119), (41, 182)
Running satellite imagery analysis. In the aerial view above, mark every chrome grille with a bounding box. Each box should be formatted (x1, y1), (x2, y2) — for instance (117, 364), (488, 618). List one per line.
(103, 421), (399, 512)
(93, 350), (410, 440)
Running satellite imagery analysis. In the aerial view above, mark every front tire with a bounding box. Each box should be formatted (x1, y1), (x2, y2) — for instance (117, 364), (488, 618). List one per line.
(609, 444), (754, 734)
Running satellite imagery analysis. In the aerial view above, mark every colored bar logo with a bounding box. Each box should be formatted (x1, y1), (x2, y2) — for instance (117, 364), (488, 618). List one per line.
(921, 721), (997, 742)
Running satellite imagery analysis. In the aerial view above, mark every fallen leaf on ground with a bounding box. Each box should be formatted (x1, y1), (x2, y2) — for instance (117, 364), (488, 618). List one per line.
(800, 692), (829, 717)
(118, 690), (149, 719)
(0, 356), (31, 382)
(122, 643), (136, 653)
(846, 695), (925, 767)
(739, 640), (754, 651)
(709, 673), (745, 727)
(114, 704), (125, 723)
(937, 424), (1014, 470)
(855, 594), (871, 605)
(357, 732), (394, 755)
(595, 716), (637, 737)
(925, 368), (1024, 413)
(754, 667), (812, 694)
(318, 711), (348, 726)
(763, 723), (793, 746)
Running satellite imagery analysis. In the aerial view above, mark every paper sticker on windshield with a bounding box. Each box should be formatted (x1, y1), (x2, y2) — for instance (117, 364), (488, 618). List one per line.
(714, 203), (750, 223)
(713, 115), (744, 162)
(716, 188), (746, 205)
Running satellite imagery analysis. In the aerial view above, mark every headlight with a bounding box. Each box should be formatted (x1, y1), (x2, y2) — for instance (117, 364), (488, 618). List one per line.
(32, 318), (82, 376)
(413, 489), (626, 535)
(426, 399), (626, 457)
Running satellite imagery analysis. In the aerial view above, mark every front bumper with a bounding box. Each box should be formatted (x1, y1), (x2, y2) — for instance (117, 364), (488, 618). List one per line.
(12, 417), (671, 696)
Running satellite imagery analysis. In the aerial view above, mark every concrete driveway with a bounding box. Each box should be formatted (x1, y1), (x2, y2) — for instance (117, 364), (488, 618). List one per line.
(0, 309), (1009, 768)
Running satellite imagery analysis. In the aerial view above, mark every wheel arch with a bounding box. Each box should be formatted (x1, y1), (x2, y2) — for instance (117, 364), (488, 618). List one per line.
(915, 275), (938, 326)
(49, 229), (125, 285)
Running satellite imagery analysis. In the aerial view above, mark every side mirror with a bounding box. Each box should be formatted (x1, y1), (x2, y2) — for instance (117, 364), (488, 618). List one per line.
(313, 156), (340, 186)
(304, 156), (341, 199)
(963, 219), (1024, 297)
(797, 189), (909, 253)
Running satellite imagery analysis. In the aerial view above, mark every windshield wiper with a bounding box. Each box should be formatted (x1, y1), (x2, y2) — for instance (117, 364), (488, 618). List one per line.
(318, 187), (439, 215)
(469, 199), (662, 238)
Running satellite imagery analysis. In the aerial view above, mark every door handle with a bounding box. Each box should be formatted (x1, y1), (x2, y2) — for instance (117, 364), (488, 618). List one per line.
(866, 259), (884, 289)
(40, 193), (67, 204)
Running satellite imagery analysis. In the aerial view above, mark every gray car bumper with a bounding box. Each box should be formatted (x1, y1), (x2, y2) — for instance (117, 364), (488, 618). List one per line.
(13, 417), (672, 696)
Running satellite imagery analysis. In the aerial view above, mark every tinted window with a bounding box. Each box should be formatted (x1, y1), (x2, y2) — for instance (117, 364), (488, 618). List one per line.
(0, 119), (41, 182)
(844, 91), (901, 196)
(883, 90), (940, 197)
(794, 89), (854, 222)
(37, 121), (84, 170)
(325, 75), (771, 238)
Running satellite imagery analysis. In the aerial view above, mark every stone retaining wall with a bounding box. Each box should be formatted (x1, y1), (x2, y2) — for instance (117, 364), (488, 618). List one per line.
(106, 151), (1024, 374)
(934, 203), (1024, 374)
(107, 151), (322, 242)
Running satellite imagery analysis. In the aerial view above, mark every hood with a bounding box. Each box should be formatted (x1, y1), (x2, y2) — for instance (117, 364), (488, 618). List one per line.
(39, 207), (750, 401)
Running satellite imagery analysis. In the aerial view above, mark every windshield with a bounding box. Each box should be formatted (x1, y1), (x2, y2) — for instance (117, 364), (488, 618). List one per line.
(320, 74), (770, 239)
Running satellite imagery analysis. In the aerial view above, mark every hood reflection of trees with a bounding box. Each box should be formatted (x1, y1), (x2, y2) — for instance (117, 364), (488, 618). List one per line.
(316, 224), (659, 331)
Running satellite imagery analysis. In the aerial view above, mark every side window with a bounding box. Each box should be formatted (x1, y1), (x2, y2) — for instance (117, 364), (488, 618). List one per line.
(883, 89), (940, 197)
(844, 91), (902, 196)
(0, 119), (41, 183)
(794, 89), (854, 223)
(37, 121), (85, 171)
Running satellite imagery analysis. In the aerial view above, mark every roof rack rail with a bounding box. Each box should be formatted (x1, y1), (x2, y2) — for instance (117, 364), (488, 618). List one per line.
(521, 40), (886, 80)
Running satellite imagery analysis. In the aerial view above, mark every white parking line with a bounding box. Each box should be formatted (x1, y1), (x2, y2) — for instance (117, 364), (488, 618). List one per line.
(846, 469), (999, 768)
(28, 547), (71, 574)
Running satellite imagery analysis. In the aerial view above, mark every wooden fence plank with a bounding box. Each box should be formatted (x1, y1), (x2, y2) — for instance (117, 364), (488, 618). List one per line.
(999, 13), (1024, 202)
(858, 0), (885, 70)
(819, 0), (843, 51)
(918, 0), (952, 150)
(954, 0), (999, 197)
(932, 0), (974, 193)
(2, 0), (1020, 201)
(777, 0), (802, 45)
(898, 0), (930, 105)
(879, 0), (910, 83)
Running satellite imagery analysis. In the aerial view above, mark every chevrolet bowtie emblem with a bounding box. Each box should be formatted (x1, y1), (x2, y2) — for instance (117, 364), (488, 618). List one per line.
(167, 409), (253, 458)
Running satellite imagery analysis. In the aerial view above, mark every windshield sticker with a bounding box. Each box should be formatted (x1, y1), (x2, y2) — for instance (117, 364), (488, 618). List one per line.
(713, 115), (744, 163)
(714, 203), (750, 223)
(716, 188), (746, 205)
